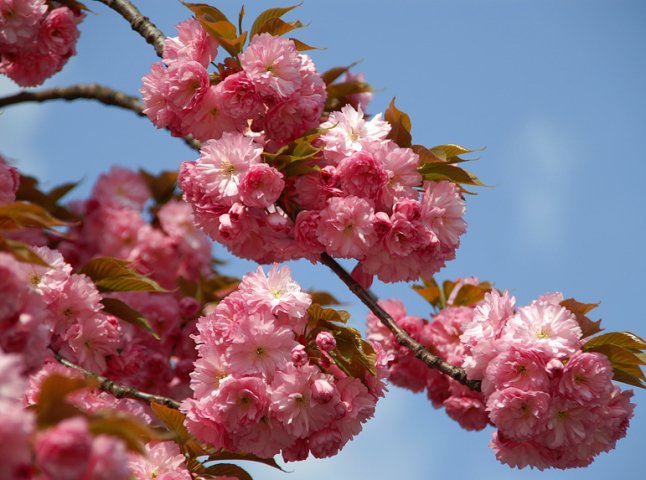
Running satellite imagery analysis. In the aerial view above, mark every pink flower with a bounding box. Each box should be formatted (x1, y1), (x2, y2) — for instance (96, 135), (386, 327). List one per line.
(378, 142), (422, 208)
(35, 417), (93, 480)
(482, 347), (550, 397)
(336, 151), (389, 201)
(210, 376), (270, 434)
(0, 157), (20, 205)
(239, 163), (285, 208)
(443, 395), (489, 431)
(218, 71), (265, 120)
(194, 132), (263, 205)
(0, 47), (65, 87)
(487, 388), (550, 440)
(490, 431), (552, 470)
(129, 441), (190, 480)
(0, 403), (34, 479)
(239, 33), (303, 98)
(316, 331), (337, 352)
(91, 166), (150, 211)
(38, 7), (81, 57)
(420, 181), (466, 249)
(503, 302), (582, 358)
(316, 196), (377, 258)
(141, 62), (177, 130)
(320, 105), (391, 163)
(86, 435), (130, 480)
(291, 344), (308, 367)
(179, 85), (245, 142)
(0, 0), (46, 45)
(61, 313), (122, 373)
(540, 397), (592, 449)
(166, 60), (210, 112)
(163, 18), (218, 67)
(309, 428), (343, 458)
(557, 351), (614, 403)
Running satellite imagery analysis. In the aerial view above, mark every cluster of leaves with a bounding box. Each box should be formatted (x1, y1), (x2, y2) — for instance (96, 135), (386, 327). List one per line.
(413, 276), (493, 311)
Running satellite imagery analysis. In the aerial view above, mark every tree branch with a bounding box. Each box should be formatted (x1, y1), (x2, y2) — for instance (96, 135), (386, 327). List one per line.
(94, 0), (166, 58)
(54, 352), (181, 409)
(0, 83), (201, 151)
(319, 253), (482, 391)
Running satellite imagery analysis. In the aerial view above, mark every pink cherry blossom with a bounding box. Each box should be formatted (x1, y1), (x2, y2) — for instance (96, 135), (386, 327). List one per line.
(163, 18), (218, 67)
(239, 163), (285, 208)
(35, 416), (93, 480)
(316, 196), (377, 258)
(0, 157), (20, 205)
(487, 388), (550, 440)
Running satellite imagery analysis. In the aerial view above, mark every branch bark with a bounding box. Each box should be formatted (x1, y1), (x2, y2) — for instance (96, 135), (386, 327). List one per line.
(319, 253), (482, 391)
(0, 83), (201, 151)
(95, 0), (166, 58)
(54, 352), (181, 409)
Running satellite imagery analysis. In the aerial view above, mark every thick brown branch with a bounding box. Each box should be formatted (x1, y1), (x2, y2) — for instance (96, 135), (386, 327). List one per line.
(95, 0), (166, 58)
(54, 352), (181, 409)
(0, 83), (201, 151)
(319, 253), (482, 391)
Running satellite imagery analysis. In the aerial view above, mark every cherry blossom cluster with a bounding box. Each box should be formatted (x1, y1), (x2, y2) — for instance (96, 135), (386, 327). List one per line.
(0, 349), (132, 480)
(368, 285), (636, 469)
(366, 294), (488, 432)
(462, 290), (635, 469)
(141, 20), (325, 147)
(0, 0), (84, 87)
(181, 264), (386, 461)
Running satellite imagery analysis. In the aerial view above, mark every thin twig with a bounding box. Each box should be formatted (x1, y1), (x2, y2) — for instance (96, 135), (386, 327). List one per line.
(319, 253), (482, 391)
(54, 352), (182, 409)
(0, 83), (201, 151)
(95, 0), (166, 58)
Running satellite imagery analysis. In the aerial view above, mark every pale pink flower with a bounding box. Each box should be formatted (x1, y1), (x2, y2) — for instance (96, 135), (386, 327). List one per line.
(482, 347), (550, 397)
(420, 180), (466, 249)
(320, 105), (391, 163)
(0, 0), (46, 45)
(377, 142), (422, 208)
(487, 388), (550, 440)
(227, 314), (294, 378)
(239, 163), (285, 208)
(141, 62), (178, 130)
(194, 132), (263, 204)
(0, 350), (25, 405)
(490, 431), (552, 470)
(180, 85), (246, 142)
(128, 441), (190, 480)
(238, 264), (311, 323)
(38, 7), (81, 56)
(316, 196), (377, 258)
(0, 158), (19, 205)
(91, 166), (150, 211)
(35, 416), (93, 480)
(62, 313), (122, 373)
(128, 226), (180, 289)
(503, 302), (582, 358)
(540, 397), (592, 449)
(181, 396), (233, 450)
(557, 351), (614, 403)
(163, 18), (218, 67)
(239, 33), (303, 98)
(48, 273), (103, 335)
(210, 376), (270, 434)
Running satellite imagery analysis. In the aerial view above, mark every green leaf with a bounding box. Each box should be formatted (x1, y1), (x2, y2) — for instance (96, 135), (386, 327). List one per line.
(584, 331), (646, 350)
(100, 298), (159, 340)
(0, 237), (49, 266)
(560, 298), (603, 338)
(249, 3), (303, 39)
(0, 201), (67, 230)
(384, 97), (412, 148)
(79, 257), (167, 293)
(201, 463), (253, 480)
(418, 163), (484, 187)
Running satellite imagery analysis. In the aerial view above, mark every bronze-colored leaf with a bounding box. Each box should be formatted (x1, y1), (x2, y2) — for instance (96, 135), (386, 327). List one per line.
(452, 283), (491, 307)
(412, 278), (441, 308)
(139, 169), (176, 205)
(584, 344), (646, 366)
(0, 201), (67, 230)
(201, 463), (253, 480)
(183, 2), (245, 56)
(307, 304), (350, 325)
(0, 237), (49, 266)
(205, 451), (284, 471)
(89, 413), (169, 454)
(418, 163), (484, 187)
(101, 298), (160, 340)
(249, 3), (303, 39)
(584, 331), (646, 351)
(256, 17), (304, 37)
(308, 290), (342, 306)
(321, 62), (359, 85)
(34, 374), (90, 428)
(290, 37), (320, 51)
(561, 298), (603, 338)
(384, 97), (412, 148)
(79, 257), (167, 293)
(151, 402), (190, 443)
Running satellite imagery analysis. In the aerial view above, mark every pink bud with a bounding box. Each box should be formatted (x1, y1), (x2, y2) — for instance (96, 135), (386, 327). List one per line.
(316, 331), (336, 352)
(311, 378), (336, 404)
(351, 263), (373, 289)
(291, 345), (308, 367)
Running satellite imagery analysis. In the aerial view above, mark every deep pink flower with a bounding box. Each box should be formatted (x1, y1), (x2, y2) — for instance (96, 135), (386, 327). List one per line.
(482, 347), (550, 397)
(38, 7), (81, 57)
(316, 196), (377, 258)
(0, 157), (20, 205)
(487, 388), (550, 440)
(557, 351), (614, 403)
(218, 71), (265, 120)
(35, 417), (93, 480)
(239, 163), (285, 208)
(336, 151), (389, 201)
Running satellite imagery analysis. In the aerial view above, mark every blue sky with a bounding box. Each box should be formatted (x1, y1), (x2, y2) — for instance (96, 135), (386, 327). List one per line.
(1, 0), (645, 478)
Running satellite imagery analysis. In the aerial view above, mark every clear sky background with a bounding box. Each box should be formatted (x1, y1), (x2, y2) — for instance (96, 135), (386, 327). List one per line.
(1, 0), (645, 478)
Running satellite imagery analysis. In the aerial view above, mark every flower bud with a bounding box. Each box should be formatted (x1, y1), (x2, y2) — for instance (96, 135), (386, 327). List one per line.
(316, 331), (336, 352)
